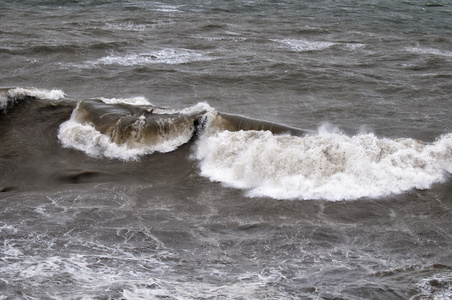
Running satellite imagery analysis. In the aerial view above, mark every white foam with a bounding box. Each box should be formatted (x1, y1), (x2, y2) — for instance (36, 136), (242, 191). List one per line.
(91, 48), (211, 66)
(122, 277), (265, 300)
(103, 22), (148, 31)
(58, 118), (142, 160)
(122, 280), (175, 300)
(96, 96), (151, 106)
(406, 46), (452, 58)
(415, 272), (452, 300)
(194, 128), (452, 201)
(0, 87), (65, 111)
(342, 43), (366, 52)
(277, 38), (336, 52)
(7, 87), (65, 100)
(180, 101), (215, 116)
(150, 4), (181, 12)
(57, 117), (192, 161)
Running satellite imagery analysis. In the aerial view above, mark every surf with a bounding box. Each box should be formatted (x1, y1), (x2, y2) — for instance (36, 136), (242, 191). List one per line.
(194, 127), (452, 201)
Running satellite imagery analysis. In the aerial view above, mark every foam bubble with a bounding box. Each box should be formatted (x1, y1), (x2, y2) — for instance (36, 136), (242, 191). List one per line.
(7, 87), (66, 100)
(194, 129), (452, 201)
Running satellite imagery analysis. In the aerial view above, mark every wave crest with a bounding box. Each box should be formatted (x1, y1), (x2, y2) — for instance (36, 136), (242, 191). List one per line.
(58, 100), (213, 160)
(0, 87), (65, 112)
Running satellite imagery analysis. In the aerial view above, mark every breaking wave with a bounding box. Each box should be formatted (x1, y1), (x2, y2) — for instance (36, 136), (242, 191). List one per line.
(58, 99), (214, 160)
(5, 87), (450, 201)
(0, 87), (65, 112)
(194, 126), (452, 201)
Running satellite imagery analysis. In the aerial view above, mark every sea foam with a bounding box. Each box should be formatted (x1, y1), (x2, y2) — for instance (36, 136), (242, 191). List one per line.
(277, 38), (336, 52)
(96, 96), (151, 106)
(406, 46), (452, 58)
(194, 127), (452, 201)
(0, 87), (65, 111)
(89, 48), (211, 67)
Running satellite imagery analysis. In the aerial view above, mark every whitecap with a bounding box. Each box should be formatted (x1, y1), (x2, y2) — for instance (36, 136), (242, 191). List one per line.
(276, 38), (336, 52)
(96, 96), (151, 106)
(406, 46), (452, 58)
(0, 87), (65, 111)
(103, 22), (148, 32)
(91, 48), (211, 67)
(194, 127), (452, 201)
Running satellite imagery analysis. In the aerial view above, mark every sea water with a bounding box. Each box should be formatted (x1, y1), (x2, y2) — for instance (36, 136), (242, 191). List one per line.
(1, 1), (451, 299)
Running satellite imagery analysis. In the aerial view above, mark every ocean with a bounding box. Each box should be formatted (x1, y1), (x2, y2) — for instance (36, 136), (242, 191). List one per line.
(1, 0), (451, 299)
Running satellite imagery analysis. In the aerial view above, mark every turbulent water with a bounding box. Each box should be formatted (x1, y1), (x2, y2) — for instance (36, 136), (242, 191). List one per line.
(1, 1), (452, 299)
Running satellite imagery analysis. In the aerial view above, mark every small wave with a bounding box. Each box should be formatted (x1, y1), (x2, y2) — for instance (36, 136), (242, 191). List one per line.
(342, 43), (366, 52)
(194, 126), (452, 201)
(276, 38), (336, 52)
(95, 96), (151, 106)
(0, 87), (65, 112)
(415, 271), (452, 300)
(103, 22), (148, 32)
(150, 4), (181, 12)
(85, 49), (212, 67)
(406, 46), (452, 58)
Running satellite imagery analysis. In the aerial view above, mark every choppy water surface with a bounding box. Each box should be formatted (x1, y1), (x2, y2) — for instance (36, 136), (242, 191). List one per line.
(1, 1), (451, 299)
